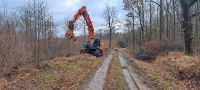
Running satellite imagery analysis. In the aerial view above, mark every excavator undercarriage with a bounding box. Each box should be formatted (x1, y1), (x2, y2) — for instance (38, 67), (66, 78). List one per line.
(80, 38), (103, 57)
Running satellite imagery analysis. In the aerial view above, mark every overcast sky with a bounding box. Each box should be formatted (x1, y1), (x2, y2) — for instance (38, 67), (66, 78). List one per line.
(0, 0), (126, 36)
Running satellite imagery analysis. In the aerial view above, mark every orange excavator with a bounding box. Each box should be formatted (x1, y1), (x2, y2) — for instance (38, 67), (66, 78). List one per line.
(66, 6), (104, 57)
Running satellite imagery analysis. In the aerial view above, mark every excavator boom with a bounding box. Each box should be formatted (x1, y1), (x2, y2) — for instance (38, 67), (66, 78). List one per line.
(66, 6), (94, 41)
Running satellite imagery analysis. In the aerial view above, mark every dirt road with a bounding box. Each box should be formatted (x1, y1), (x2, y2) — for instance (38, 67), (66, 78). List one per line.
(119, 52), (150, 90)
(84, 51), (151, 90)
(84, 54), (113, 90)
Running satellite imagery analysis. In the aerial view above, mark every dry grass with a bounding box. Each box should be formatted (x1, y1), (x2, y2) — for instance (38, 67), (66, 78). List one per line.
(104, 51), (126, 90)
(157, 52), (200, 89)
(124, 48), (200, 90)
(133, 59), (186, 90)
(0, 54), (104, 90)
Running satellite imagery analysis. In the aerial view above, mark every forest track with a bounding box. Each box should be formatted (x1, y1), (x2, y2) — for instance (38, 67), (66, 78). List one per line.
(84, 54), (113, 90)
(119, 52), (150, 90)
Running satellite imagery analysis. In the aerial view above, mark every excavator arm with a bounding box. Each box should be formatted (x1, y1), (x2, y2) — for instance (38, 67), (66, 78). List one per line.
(66, 6), (94, 41)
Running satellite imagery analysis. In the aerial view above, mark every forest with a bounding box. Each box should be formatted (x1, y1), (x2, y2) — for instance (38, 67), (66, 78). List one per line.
(0, 0), (200, 89)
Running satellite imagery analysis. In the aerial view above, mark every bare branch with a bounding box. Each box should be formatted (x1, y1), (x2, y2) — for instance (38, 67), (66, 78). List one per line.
(149, 0), (161, 7)
(190, 11), (200, 18)
(189, 0), (199, 6)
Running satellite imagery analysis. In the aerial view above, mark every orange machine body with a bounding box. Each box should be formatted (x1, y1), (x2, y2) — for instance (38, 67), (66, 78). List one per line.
(66, 6), (94, 42)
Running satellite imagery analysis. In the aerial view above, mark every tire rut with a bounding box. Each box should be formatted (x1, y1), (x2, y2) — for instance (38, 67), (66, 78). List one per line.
(119, 52), (150, 90)
(84, 54), (113, 90)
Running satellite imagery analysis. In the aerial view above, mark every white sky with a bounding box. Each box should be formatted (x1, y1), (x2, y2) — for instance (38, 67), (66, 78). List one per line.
(0, 0), (127, 37)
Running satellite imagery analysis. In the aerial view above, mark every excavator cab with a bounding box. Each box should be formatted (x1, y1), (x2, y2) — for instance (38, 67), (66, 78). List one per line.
(89, 38), (100, 49)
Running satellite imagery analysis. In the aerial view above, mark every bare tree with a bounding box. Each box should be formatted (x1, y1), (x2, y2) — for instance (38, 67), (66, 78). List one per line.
(122, 0), (200, 55)
(159, 0), (164, 41)
(179, 0), (199, 55)
(20, 0), (56, 66)
(103, 6), (119, 48)
(172, 0), (176, 40)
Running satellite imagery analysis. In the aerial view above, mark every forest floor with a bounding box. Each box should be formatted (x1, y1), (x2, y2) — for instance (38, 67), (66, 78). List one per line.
(123, 48), (200, 90)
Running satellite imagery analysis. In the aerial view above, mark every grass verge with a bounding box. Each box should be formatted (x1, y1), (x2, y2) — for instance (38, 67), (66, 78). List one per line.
(2, 54), (104, 90)
(124, 48), (200, 90)
(104, 51), (126, 90)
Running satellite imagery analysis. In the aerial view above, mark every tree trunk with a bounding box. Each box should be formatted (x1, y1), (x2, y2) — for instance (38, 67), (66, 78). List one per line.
(160, 0), (164, 41)
(166, 0), (169, 38)
(149, 1), (152, 41)
(109, 27), (112, 48)
(180, 0), (193, 54)
(173, 0), (176, 40)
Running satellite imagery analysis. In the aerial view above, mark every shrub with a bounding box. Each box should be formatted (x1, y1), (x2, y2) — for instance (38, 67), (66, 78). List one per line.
(134, 49), (157, 61)
(134, 40), (183, 61)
